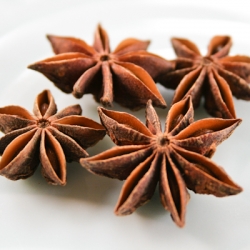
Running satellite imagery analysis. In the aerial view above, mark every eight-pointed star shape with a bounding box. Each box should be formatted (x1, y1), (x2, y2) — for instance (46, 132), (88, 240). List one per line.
(0, 90), (106, 185)
(80, 97), (242, 227)
(28, 24), (174, 110)
(161, 36), (250, 118)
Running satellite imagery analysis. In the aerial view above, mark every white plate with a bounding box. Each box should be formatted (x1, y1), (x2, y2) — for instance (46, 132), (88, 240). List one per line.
(0, 1), (250, 249)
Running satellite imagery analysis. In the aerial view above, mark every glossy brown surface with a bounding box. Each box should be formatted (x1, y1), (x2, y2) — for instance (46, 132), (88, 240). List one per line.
(162, 36), (250, 118)
(0, 90), (106, 185)
(80, 97), (242, 227)
(28, 25), (174, 110)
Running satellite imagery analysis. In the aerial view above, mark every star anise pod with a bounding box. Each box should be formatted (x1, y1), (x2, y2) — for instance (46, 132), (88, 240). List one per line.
(28, 24), (173, 110)
(80, 97), (242, 227)
(161, 35), (250, 118)
(0, 89), (106, 185)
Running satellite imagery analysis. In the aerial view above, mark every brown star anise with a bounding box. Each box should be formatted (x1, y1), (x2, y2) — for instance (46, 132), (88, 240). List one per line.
(0, 89), (106, 185)
(161, 35), (250, 118)
(80, 96), (242, 227)
(28, 24), (173, 110)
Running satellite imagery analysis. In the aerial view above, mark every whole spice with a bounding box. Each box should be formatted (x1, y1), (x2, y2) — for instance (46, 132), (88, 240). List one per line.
(28, 24), (173, 110)
(161, 36), (250, 118)
(80, 97), (242, 227)
(0, 89), (106, 185)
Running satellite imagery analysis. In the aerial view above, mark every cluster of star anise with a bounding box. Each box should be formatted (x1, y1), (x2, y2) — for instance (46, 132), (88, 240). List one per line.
(1, 24), (249, 227)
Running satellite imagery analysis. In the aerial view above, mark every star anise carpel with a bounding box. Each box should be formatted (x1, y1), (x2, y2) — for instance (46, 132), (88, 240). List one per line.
(28, 24), (174, 110)
(80, 96), (242, 227)
(0, 89), (106, 185)
(161, 35), (250, 118)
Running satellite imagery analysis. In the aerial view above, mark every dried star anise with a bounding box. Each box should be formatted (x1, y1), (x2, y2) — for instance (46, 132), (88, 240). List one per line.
(80, 96), (242, 227)
(28, 24), (173, 110)
(161, 35), (250, 118)
(0, 90), (106, 185)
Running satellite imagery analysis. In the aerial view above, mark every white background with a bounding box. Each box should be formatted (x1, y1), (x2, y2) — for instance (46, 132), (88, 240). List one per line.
(0, 1), (250, 249)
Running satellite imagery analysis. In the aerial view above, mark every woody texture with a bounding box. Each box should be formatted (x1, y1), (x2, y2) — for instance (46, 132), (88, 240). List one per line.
(28, 24), (173, 110)
(162, 36), (250, 118)
(0, 90), (105, 185)
(80, 97), (242, 227)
